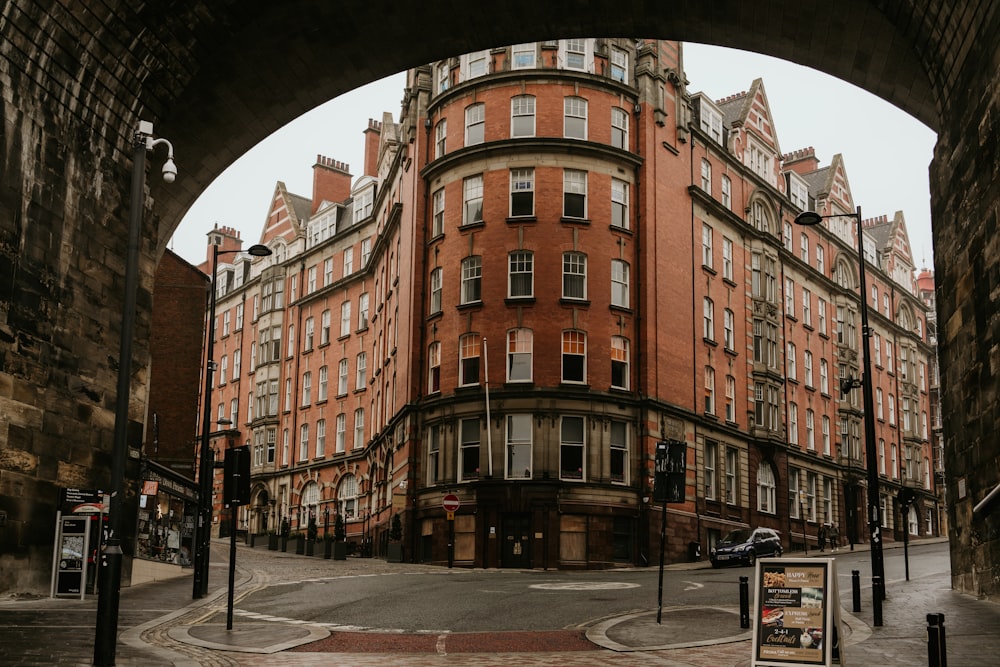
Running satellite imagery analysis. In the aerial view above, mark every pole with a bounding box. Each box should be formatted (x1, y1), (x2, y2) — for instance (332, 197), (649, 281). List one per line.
(94, 125), (147, 667)
(482, 337), (493, 477)
(194, 243), (220, 599)
(226, 504), (237, 629)
(448, 517), (454, 568)
(656, 503), (667, 624)
(855, 205), (886, 623)
(903, 504), (911, 581)
(739, 576), (750, 628)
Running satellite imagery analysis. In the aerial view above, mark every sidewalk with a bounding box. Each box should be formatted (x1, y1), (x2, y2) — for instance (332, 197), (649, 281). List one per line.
(0, 536), (995, 666)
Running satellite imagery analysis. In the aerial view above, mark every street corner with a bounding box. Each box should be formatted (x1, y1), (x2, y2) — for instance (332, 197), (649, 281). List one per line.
(585, 605), (752, 652)
(168, 620), (329, 654)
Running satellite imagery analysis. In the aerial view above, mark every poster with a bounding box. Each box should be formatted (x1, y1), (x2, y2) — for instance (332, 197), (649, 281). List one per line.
(751, 558), (842, 666)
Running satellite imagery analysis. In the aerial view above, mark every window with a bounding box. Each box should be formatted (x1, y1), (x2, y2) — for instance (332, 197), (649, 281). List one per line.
(726, 447), (739, 504)
(721, 175), (732, 209)
(321, 258), (333, 287)
(705, 441), (718, 499)
(465, 103), (485, 145)
(806, 472), (817, 521)
(360, 238), (371, 267)
(508, 250), (533, 297)
(787, 343), (797, 380)
(358, 293), (369, 330)
(354, 408), (365, 449)
(701, 159), (712, 193)
(610, 46), (628, 82)
(879, 439), (886, 474)
(222, 311), (231, 337)
(611, 336), (629, 389)
(818, 298), (827, 334)
(299, 423), (309, 461)
(506, 414), (532, 479)
(337, 359), (348, 396)
(722, 237), (733, 280)
(820, 359), (829, 394)
(610, 421), (628, 483)
(563, 169), (587, 218)
(703, 298), (715, 340)
(561, 330), (586, 383)
(757, 464), (777, 514)
(511, 95), (535, 137)
(463, 174), (483, 226)
(802, 288), (812, 326)
(611, 178), (629, 228)
(788, 402), (799, 444)
(611, 259), (629, 308)
(459, 334), (481, 386)
(816, 245), (825, 274)
(301, 371), (312, 406)
(233, 349), (241, 377)
(751, 200), (771, 234)
(804, 350), (814, 387)
(877, 388), (884, 419)
(511, 42), (535, 69)
(562, 251), (587, 299)
(822, 415), (831, 455)
(235, 303), (244, 330)
(432, 188), (445, 237)
(461, 256), (482, 304)
(564, 96), (589, 139)
(510, 168), (534, 217)
(460, 418), (480, 481)
(789, 468), (801, 519)
(704, 367), (716, 414)
(333, 413), (345, 453)
(315, 419), (326, 458)
(319, 309), (331, 346)
(356, 351), (367, 390)
(806, 409), (815, 450)
(785, 277), (795, 316)
(560, 416), (585, 480)
(337, 474), (357, 518)
(230, 398), (239, 426)
(724, 309), (735, 351)
(429, 267), (443, 314)
(343, 248), (354, 276)
(434, 119), (447, 158)
(219, 355), (228, 385)
(800, 234), (809, 263)
(284, 378), (292, 412)
(426, 423), (441, 485)
(562, 38), (588, 70)
(436, 61), (450, 94)
(506, 328), (533, 382)
(702, 224), (714, 268)
(725, 375), (736, 422)
(427, 342), (440, 393)
(340, 301), (351, 337)
(611, 107), (628, 149)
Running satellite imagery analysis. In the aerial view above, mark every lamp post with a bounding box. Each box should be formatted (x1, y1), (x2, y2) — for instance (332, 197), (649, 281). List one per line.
(192, 240), (272, 599)
(795, 205), (885, 626)
(94, 121), (176, 666)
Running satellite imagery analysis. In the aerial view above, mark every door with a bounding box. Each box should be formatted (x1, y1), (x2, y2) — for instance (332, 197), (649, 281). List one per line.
(501, 514), (531, 568)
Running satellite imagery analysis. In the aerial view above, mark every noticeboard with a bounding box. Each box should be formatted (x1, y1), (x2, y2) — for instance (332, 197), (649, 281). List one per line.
(750, 558), (844, 667)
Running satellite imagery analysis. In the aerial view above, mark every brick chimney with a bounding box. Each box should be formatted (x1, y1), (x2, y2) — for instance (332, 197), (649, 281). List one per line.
(782, 146), (820, 175)
(203, 224), (243, 273)
(363, 118), (382, 178)
(312, 155), (352, 214)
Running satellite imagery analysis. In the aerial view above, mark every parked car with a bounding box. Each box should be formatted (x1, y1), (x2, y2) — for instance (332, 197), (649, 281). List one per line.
(710, 527), (783, 568)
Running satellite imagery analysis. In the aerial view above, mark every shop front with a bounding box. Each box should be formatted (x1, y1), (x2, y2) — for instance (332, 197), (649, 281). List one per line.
(134, 459), (198, 582)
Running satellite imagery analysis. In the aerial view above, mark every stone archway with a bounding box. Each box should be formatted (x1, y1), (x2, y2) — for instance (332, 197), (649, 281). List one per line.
(0, 0), (997, 599)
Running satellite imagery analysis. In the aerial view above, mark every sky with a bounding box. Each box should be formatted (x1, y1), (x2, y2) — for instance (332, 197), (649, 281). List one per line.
(169, 43), (938, 271)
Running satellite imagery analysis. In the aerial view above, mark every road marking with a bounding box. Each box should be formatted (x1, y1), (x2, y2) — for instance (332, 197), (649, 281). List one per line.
(683, 581), (704, 591)
(529, 582), (640, 591)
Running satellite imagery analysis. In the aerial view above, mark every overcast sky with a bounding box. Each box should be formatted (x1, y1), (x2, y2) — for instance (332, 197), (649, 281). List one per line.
(169, 42), (938, 271)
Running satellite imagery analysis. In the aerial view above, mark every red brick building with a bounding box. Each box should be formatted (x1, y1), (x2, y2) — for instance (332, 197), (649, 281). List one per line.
(194, 39), (937, 567)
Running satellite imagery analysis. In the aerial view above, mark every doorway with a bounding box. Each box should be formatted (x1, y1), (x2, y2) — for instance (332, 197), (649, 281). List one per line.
(501, 514), (531, 568)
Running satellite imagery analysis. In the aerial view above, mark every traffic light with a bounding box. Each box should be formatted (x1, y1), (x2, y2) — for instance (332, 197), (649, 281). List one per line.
(653, 439), (687, 504)
(223, 445), (250, 506)
(839, 376), (859, 397)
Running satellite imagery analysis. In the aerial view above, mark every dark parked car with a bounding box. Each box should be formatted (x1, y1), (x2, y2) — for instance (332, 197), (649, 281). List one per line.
(710, 527), (783, 568)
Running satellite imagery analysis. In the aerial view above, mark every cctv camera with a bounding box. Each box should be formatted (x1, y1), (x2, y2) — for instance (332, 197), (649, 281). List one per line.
(162, 158), (177, 183)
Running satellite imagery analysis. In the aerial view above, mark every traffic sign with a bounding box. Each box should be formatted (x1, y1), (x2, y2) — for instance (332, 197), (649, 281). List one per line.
(442, 494), (460, 512)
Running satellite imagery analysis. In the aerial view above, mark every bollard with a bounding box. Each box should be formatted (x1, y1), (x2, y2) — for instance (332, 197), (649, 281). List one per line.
(872, 576), (883, 627)
(739, 576), (750, 628)
(851, 570), (861, 612)
(927, 613), (947, 667)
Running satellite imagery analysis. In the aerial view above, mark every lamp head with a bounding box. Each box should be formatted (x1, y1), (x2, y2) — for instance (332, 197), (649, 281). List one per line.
(794, 211), (824, 226)
(246, 244), (273, 257)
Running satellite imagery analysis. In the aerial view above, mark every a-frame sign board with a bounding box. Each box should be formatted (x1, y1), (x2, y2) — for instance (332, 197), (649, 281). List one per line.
(751, 558), (846, 667)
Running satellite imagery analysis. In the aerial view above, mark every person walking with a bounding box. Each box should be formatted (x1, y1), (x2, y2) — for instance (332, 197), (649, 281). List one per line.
(829, 523), (840, 552)
(818, 524), (827, 552)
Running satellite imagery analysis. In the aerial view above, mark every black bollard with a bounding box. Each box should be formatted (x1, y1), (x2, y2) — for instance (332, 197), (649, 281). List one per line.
(739, 576), (750, 628)
(927, 613), (947, 667)
(851, 570), (861, 612)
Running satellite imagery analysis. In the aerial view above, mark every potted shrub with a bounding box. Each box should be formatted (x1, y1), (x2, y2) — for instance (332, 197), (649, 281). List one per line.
(333, 514), (348, 560)
(279, 518), (290, 552)
(386, 513), (404, 562)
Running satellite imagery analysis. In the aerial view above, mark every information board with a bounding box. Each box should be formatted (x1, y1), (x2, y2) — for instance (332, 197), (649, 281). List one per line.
(750, 558), (844, 667)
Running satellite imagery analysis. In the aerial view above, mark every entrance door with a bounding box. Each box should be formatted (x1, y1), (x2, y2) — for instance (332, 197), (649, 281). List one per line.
(501, 514), (531, 568)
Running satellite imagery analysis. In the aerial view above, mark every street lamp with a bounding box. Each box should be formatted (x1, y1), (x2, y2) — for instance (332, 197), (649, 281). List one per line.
(795, 205), (885, 627)
(192, 240), (272, 599)
(94, 121), (176, 666)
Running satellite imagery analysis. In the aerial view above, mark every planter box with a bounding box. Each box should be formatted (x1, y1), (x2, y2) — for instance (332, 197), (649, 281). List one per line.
(305, 539), (316, 557)
(333, 541), (348, 560)
(268, 534), (279, 551)
(386, 542), (404, 563)
(295, 538), (305, 555)
(280, 536), (288, 552)
(324, 540), (333, 559)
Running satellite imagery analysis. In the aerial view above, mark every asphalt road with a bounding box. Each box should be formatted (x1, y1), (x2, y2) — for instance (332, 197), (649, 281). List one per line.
(235, 540), (950, 634)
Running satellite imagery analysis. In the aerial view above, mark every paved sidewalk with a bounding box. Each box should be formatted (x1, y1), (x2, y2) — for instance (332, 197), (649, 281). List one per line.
(1, 536), (996, 666)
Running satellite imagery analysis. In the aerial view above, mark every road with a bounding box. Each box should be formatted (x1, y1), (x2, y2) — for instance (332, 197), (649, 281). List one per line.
(234, 540), (950, 634)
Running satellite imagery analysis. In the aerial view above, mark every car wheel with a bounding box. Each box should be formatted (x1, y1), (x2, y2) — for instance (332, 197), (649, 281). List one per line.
(746, 551), (756, 567)
(776, 547), (783, 558)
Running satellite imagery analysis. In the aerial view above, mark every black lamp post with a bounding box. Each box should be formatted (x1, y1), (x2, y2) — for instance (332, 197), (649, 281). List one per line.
(94, 121), (176, 666)
(795, 205), (885, 626)
(192, 240), (272, 599)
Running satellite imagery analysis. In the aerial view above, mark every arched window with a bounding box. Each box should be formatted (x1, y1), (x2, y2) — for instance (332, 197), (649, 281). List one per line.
(300, 481), (319, 527)
(750, 199), (773, 236)
(337, 474), (358, 520)
(757, 464), (777, 514)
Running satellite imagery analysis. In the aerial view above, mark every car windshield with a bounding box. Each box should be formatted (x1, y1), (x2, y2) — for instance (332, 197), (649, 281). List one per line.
(721, 529), (752, 543)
